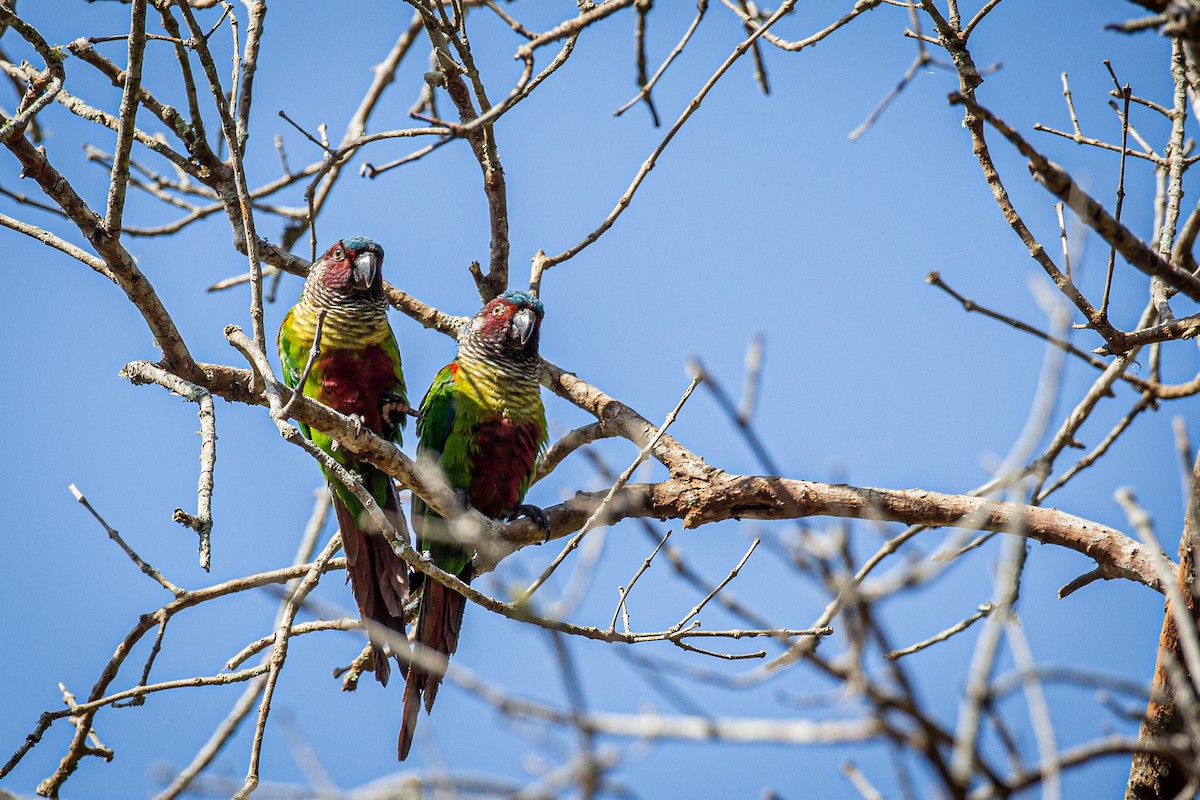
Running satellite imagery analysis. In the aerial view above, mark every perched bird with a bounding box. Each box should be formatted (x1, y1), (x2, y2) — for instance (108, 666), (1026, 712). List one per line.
(277, 236), (410, 685)
(400, 290), (549, 760)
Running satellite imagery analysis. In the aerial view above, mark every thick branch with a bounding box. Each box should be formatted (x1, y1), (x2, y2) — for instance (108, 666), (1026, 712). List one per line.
(504, 477), (1168, 594)
(131, 357), (1167, 593)
(1127, 442), (1200, 797)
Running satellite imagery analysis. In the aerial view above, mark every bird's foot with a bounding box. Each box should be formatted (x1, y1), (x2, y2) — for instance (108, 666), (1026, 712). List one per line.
(454, 488), (472, 512)
(331, 414), (366, 452)
(509, 504), (551, 542)
(382, 392), (415, 433)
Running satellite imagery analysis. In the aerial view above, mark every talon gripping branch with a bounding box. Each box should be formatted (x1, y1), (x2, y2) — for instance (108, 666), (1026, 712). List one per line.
(401, 290), (549, 760)
(277, 236), (411, 686)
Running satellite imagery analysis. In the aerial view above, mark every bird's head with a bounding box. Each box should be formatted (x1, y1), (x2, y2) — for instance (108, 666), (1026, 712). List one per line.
(309, 236), (385, 298)
(468, 290), (545, 355)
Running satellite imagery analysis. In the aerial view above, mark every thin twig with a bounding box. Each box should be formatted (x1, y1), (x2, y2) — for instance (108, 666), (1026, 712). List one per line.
(668, 539), (759, 634)
(69, 484), (183, 597)
(884, 602), (994, 661)
(540, 0), (798, 271)
(1100, 63), (1131, 319)
(519, 375), (701, 600)
(608, 529), (672, 633)
(276, 309), (326, 420)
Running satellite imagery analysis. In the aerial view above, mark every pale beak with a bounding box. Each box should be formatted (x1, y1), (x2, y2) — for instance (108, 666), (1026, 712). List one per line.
(511, 308), (535, 346)
(351, 251), (377, 290)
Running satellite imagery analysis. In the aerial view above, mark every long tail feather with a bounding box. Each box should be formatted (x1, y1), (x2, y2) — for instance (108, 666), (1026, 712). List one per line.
(398, 663), (422, 760)
(397, 571), (470, 760)
(333, 482), (411, 686)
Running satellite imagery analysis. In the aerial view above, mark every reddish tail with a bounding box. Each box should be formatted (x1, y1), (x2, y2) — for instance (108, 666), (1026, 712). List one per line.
(333, 483), (410, 686)
(397, 574), (469, 760)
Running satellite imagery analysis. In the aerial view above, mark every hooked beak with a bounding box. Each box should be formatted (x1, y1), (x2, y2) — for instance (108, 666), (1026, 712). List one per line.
(351, 251), (377, 290)
(511, 308), (535, 346)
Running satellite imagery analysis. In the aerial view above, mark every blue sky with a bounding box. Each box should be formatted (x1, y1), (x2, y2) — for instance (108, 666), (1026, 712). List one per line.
(1, 1), (1194, 797)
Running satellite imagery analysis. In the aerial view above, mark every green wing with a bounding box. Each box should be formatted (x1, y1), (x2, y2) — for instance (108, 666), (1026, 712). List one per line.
(380, 326), (408, 446)
(277, 308), (313, 439)
(415, 364), (455, 451)
(413, 363), (478, 576)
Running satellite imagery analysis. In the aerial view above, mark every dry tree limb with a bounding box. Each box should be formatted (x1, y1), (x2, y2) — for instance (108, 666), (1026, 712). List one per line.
(516, 0), (638, 55)
(131, 341), (1178, 606)
(122, 362), (217, 570)
(537, 0), (799, 273)
(11, 558), (347, 792)
(919, 2), (1130, 351)
(154, 489), (332, 800)
(519, 374), (701, 599)
(949, 91), (1200, 309)
(166, 343), (1171, 597)
(103, 0), (146, 236)
(0, 6), (64, 143)
(884, 602), (995, 661)
(724, 0), (883, 53)
(1126, 433), (1200, 797)
(68, 484), (183, 597)
(524, 479), (1170, 592)
(926, 271), (1155, 392)
(534, 421), (619, 483)
(613, 0), (706, 120)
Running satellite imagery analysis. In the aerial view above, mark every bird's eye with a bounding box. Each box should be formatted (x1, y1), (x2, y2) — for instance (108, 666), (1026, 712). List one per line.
(491, 305), (506, 317)
(333, 246), (345, 261)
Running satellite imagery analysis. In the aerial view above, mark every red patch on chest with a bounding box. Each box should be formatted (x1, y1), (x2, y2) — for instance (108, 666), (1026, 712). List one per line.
(317, 345), (397, 434)
(468, 417), (541, 518)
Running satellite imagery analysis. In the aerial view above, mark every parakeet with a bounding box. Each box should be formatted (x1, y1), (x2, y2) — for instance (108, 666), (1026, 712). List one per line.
(399, 290), (549, 760)
(277, 236), (410, 685)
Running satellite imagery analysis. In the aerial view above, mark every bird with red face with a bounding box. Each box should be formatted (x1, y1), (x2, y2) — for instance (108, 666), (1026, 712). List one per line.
(399, 290), (549, 760)
(277, 236), (410, 685)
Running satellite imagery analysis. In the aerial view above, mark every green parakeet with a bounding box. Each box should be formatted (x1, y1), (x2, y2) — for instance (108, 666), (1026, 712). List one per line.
(277, 236), (410, 685)
(399, 290), (549, 760)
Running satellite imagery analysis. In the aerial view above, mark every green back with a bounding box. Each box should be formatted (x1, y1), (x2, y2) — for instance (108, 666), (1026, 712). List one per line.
(412, 364), (477, 576)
